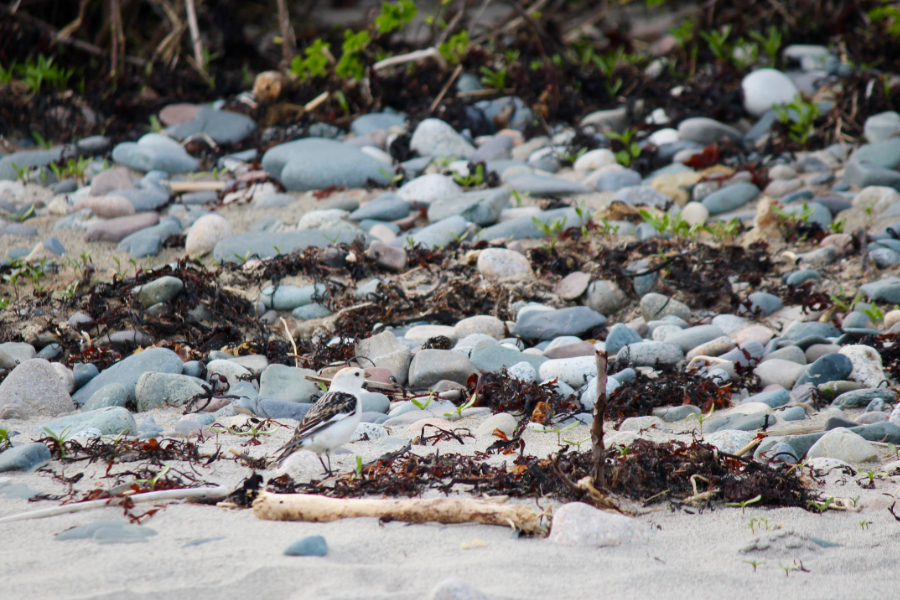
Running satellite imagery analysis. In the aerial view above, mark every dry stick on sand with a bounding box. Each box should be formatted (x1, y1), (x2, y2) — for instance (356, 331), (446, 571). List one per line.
(185, 0), (205, 75)
(0, 486), (232, 525)
(252, 492), (546, 534)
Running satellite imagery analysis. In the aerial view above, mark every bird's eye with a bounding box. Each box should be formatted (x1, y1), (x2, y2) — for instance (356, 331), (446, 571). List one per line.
(355, 372), (360, 377)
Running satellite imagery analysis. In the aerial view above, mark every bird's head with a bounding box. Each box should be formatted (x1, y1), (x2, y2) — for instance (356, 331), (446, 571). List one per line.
(330, 367), (368, 391)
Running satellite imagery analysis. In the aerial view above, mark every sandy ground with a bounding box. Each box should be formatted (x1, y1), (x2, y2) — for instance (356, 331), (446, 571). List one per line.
(2, 405), (899, 600)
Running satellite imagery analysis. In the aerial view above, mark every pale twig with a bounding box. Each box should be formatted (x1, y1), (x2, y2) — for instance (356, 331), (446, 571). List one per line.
(373, 48), (447, 71)
(185, 0), (205, 75)
(428, 64), (464, 115)
(279, 317), (299, 367)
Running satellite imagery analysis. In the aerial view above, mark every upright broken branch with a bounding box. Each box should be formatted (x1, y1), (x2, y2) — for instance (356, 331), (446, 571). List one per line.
(276, 0), (297, 68)
(591, 350), (608, 486)
(185, 0), (205, 74)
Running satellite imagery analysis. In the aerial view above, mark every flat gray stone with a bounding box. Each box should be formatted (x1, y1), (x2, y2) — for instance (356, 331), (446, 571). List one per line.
(71, 348), (183, 405)
(213, 230), (365, 264)
(0, 359), (74, 418)
(258, 365), (319, 403)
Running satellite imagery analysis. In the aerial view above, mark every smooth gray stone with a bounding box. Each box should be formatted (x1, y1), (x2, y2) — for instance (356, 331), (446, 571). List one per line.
(0, 147), (67, 180)
(349, 193), (410, 221)
(706, 412), (774, 434)
(833, 388), (896, 408)
(513, 306), (606, 340)
(663, 325), (725, 353)
(284, 535), (328, 557)
(73, 363), (99, 389)
(653, 405), (701, 422)
(260, 283), (326, 311)
(604, 324), (644, 356)
(871, 248), (900, 268)
(793, 353), (853, 388)
(848, 138), (900, 169)
(261, 138), (391, 191)
(72, 348), (183, 405)
(181, 191), (218, 205)
(469, 345), (547, 373)
(780, 406), (807, 422)
(0, 481), (40, 499)
(678, 117), (743, 144)
(361, 412), (390, 424)
(360, 392), (390, 414)
(351, 112), (406, 136)
(744, 292), (784, 316)
(427, 189), (510, 225)
(476, 96), (533, 131)
(594, 169), (641, 192)
(135, 276), (184, 306)
(478, 207), (589, 242)
(258, 365), (319, 403)
(166, 107), (256, 144)
(616, 341), (684, 367)
(824, 415), (858, 430)
(112, 134), (198, 174)
(408, 350), (476, 388)
(742, 389), (791, 408)
(612, 186), (671, 208)
(82, 383), (129, 411)
(471, 134), (514, 162)
(0, 443), (52, 472)
(701, 182), (760, 216)
(135, 373), (207, 412)
(292, 303), (332, 320)
(781, 321), (840, 341)
(393, 216), (468, 250)
(505, 174), (590, 196)
(785, 269), (820, 286)
(842, 160), (900, 189)
(43, 237), (66, 255)
(763, 345), (807, 364)
(235, 397), (312, 420)
(859, 278), (900, 303)
(213, 230), (366, 264)
(40, 406), (136, 436)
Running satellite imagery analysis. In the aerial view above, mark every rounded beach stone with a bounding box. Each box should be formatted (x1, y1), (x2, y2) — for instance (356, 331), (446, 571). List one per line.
(476, 248), (534, 281)
(548, 502), (647, 547)
(185, 213), (233, 257)
(0, 359), (74, 418)
(454, 315), (505, 340)
(73, 195), (136, 218)
(284, 535), (328, 557)
(742, 69), (800, 116)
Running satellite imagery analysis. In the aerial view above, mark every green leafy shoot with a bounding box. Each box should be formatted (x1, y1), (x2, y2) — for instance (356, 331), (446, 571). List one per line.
(480, 65), (507, 90)
(453, 163), (485, 187)
(375, 1), (418, 34)
(749, 26), (782, 66)
(410, 392), (435, 410)
(669, 19), (695, 48)
(726, 494), (762, 513)
(335, 30), (371, 80)
(291, 39), (332, 80)
(699, 25), (732, 59)
(439, 30), (469, 64)
(444, 393), (477, 419)
(603, 129), (641, 166)
(773, 96), (820, 145)
(42, 425), (73, 459)
(686, 405), (715, 436)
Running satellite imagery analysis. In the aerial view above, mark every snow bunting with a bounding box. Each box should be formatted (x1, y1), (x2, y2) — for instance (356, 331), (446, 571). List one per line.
(271, 367), (367, 474)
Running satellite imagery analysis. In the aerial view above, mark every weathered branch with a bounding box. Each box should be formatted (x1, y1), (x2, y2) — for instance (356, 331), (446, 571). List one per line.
(252, 492), (545, 534)
(276, 0), (296, 68)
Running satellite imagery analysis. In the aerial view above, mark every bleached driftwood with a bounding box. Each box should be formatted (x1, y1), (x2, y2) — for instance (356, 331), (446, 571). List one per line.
(252, 492), (545, 534)
(0, 485), (231, 524)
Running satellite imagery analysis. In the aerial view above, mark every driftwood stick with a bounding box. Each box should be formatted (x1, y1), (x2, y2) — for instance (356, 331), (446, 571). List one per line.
(276, 0), (296, 67)
(0, 485), (231, 525)
(185, 0), (205, 74)
(591, 350), (608, 486)
(252, 492), (545, 534)
(373, 47), (446, 71)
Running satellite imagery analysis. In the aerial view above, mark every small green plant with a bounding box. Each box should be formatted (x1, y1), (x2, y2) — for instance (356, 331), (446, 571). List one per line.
(0, 63), (13, 84)
(49, 156), (92, 184)
(375, 1), (418, 34)
(532, 216), (567, 251)
(729, 38), (759, 71)
(699, 25), (732, 60)
(598, 218), (620, 236)
(862, 306), (884, 323)
(480, 65), (508, 90)
(18, 55), (72, 94)
(859, 469), (887, 486)
(774, 96), (820, 145)
(439, 30), (469, 64)
(705, 217), (743, 243)
(859, 520), (873, 530)
(772, 202), (815, 224)
(828, 217), (846, 234)
(291, 39), (332, 80)
(543, 421), (578, 445)
(149, 115), (163, 133)
(686, 405), (715, 437)
(778, 560), (808, 577)
(806, 496), (836, 513)
(42, 425), (73, 459)
(748, 517), (782, 533)
(562, 436), (591, 451)
(335, 30), (371, 81)
(726, 494), (762, 514)
(0, 428), (9, 452)
(133, 462), (172, 489)
(379, 168), (404, 185)
(742, 559), (764, 572)
(669, 19), (695, 49)
(411, 392), (435, 410)
(10, 163), (30, 183)
(869, 2), (900, 37)
(749, 26), (782, 66)
(604, 129), (641, 166)
(444, 393), (477, 419)
(453, 163), (485, 187)
(233, 248), (253, 263)
(354, 455), (364, 479)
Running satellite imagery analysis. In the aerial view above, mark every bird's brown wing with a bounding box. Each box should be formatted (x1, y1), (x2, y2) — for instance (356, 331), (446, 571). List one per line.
(270, 391), (358, 466)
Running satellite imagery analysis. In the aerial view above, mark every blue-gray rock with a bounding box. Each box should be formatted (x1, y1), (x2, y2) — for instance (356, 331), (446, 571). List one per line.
(778, 201), (832, 227)
(43, 237), (66, 255)
(616, 341), (684, 366)
(260, 283), (326, 311)
(785, 270), (821, 286)
(594, 169), (642, 192)
(235, 397), (312, 420)
(640, 292), (691, 321)
(471, 134), (514, 162)
(166, 107), (256, 144)
(781, 321), (840, 341)
(842, 160), (900, 190)
(408, 350), (477, 388)
(292, 303), (332, 320)
(135, 372), (207, 412)
(53, 179), (78, 194)
(759, 441), (799, 463)
(427, 189), (510, 225)
(360, 392), (390, 414)
(0, 147), (67, 181)
(117, 217), (181, 258)
(395, 216), (469, 250)
(604, 324), (644, 356)
(213, 229), (365, 264)
(811, 195), (851, 215)
(56, 521), (157, 544)
(848, 138), (900, 169)
(135, 276), (184, 306)
(506, 174), (590, 196)
(41, 406), (137, 436)
(72, 348), (183, 405)
(0, 358), (74, 418)
(871, 247), (900, 268)
(36, 344), (61, 360)
(513, 306), (606, 340)
(677, 117), (743, 144)
(841, 311), (873, 331)
(284, 535), (328, 557)
(82, 383), (129, 411)
(793, 353), (853, 388)
(73, 363), (99, 390)
(477, 207), (588, 242)
(707, 412), (774, 434)
(654, 404), (701, 422)
(410, 118), (475, 158)
(664, 325), (725, 352)
(349, 193), (410, 221)
(859, 278), (900, 303)
(744, 292), (783, 316)
(258, 364), (319, 403)
(0, 443), (52, 472)
(743, 110), (781, 144)
(116, 177), (171, 211)
(833, 388), (896, 408)
(866, 398), (886, 412)
(351, 112), (406, 136)
(612, 186), (671, 208)
(112, 134), (199, 174)
(780, 406), (807, 422)
(743, 388), (791, 408)
(781, 189), (815, 204)
(2, 223), (38, 237)
(701, 182), (760, 216)
(261, 138), (391, 191)
(469, 344), (547, 372)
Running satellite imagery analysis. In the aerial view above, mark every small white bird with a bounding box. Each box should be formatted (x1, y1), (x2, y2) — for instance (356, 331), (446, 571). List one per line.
(271, 367), (367, 474)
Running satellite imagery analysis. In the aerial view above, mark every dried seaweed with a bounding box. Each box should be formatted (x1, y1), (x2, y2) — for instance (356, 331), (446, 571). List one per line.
(471, 370), (580, 424)
(605, 370), (733, 423)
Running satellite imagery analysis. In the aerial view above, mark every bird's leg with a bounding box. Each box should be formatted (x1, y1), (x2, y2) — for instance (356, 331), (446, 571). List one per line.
(317, 454), (331, 475)
(326, 452), (333, 475)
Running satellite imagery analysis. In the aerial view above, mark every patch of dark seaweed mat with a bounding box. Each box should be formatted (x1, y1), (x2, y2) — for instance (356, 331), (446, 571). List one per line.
(261, 439), (818, 512)
(604, 369), (736, 425)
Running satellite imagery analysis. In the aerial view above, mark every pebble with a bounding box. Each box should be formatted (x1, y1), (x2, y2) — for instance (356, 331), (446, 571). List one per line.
(476, 248), (534, 281)
(616, 341), (683, 366)
(806, 428), (878, 463)
(428, 189), (510, 225)
(513, 306), (606, 340)
(640, 293), (691, 322)
(284, 535), (328, 557)
(262, 138), (390, 191)
(185, 214), (232, 257)
(741, 69), (801, 116)
(71, 348), (183, 405)
(707, 429), (757, 454)
(475, 413), (518, 437)
(410, 119), (475, 159)
(701, 182), (760, 215)
(82, 383), (129, 411)
(538, 356), (598, 387)
(135, 373), (207, 412)
(83, 212), (160, 243)
(0, 359), (74, 418)
(754, 359), (807, 389)
(73, 195), (136, 218)
(677, 117), (743, 145)
(0, 443), (52, 472)
(135, 276), (184, 306)
(664, 325), (725, 353)
(584, 280), (629, 315)
(408, 350), (477, 388)
(257, 365), (318, 403)
(112, 133), (199, 174)
(454, 315), (505, 340)
(793, 353), (853, 388)
(42, 406), (137, 436)
(839, 345), (887, 387)
(548, 502), (648, 547)
(469, 344), (546, 373)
